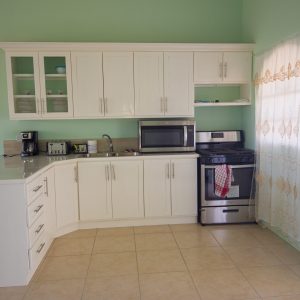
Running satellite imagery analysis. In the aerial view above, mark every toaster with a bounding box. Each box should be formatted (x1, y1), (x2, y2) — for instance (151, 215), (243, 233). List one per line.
(47, 141), (71, 156)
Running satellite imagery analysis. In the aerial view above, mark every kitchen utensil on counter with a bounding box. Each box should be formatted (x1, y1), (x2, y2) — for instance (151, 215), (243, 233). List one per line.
(47, 141), (71, 155)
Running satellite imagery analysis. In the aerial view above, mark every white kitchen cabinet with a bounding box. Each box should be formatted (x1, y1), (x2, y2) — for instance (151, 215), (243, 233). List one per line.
(143, 157), (197, 218)
(170, 158), (197, 216)
(55, 162), (79, 228)
(134, 52), (164, 116)
(6, 51), (73, 120)
(143, 159), (171, 217)
(78, 161), (112, 221)
(194, 51), (252, 84)
(111, 160), (144, 219)
(72, 52), (104, 117)
(43, 167), (57, 238)
(164, 52), (194, 116)
(134, 51), (194, 117)
(103, 52), (134, 117)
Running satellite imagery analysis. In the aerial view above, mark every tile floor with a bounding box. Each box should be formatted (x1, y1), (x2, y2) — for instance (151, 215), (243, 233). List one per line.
(1, 224), (300, 300)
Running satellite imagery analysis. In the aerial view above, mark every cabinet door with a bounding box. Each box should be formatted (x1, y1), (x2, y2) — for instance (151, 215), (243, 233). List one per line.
(144, 159), (171, 217)
(72, 52), (104, 117)
(164, 52), (194, 116)
(171, 158), (197, 217)
(111, 160), (143, 219)
(55, 162), (79, 228)
(6, 52), (41, 119)
(43, 167), (57, 239)
(134, 52), (164, 116)
(194, 51), (223, 84)
(103, 52), (134, 117)
(39, 52), (73, 118)
(78, 161), (112, 221)
(223, 52), (252, 84)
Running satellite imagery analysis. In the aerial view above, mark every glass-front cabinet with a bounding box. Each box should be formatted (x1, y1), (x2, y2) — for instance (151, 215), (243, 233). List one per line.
(6, 51), (73, 119)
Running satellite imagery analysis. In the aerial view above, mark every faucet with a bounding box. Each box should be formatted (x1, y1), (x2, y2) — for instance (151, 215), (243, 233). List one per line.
(102, 134), (114, 153)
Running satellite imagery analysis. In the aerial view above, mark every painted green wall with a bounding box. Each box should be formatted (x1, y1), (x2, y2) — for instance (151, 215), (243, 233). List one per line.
(0, 0), (245, 155)
(241, 0), (300, 148)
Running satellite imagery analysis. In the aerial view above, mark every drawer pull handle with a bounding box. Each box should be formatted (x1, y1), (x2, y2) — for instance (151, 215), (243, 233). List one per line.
(33, 185), (43, 192)
(222, 209), (239, 213)
(36, 242), (45, 254)
(34, 205), (44, 213)
(35, 224), (44, 234)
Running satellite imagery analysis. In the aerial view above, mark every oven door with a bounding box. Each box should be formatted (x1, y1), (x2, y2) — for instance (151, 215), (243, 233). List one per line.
(200, 164), (255, 206)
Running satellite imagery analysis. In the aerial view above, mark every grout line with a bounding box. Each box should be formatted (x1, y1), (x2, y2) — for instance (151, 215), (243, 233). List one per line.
(133, 231), (142, 300)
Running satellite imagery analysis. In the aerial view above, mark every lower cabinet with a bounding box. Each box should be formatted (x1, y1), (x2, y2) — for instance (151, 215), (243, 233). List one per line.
(78, 159), (144, 221)
(144, 157), (197, 218)
(55, 162), (79, 228)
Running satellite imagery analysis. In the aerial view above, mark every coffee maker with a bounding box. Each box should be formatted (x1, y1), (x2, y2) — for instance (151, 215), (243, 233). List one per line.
(20, 131), (39, 157)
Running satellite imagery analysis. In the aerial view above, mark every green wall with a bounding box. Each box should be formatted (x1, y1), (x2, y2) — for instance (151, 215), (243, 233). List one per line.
(0, 0), (246, 155)
(241, 0), (300, 148)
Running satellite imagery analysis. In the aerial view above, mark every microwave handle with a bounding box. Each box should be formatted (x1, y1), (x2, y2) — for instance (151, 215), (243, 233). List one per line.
(183, 126), (188, 147)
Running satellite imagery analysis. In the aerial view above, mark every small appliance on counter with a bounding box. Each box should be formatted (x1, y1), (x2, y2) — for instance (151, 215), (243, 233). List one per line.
(47, 141), (71, 156)
(20, 131), (39, 157)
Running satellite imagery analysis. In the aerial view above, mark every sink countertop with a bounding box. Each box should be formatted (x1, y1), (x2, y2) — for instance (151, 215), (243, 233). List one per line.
(0, 152), (199, 183)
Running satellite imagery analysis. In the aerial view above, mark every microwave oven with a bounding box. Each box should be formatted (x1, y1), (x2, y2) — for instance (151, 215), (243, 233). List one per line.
(139, 120), (196, 153)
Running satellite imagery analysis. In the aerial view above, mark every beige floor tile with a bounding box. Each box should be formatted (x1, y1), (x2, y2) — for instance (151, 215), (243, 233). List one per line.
(24, 279), (84, 300)
(261, 295), (300, 300)
(224, 246), (283, 267)
(181, 246), (235, 271)
(47, 238), (94, 256)
(170, 223), (203, 232)
(241, 265), (300, 298)
(289, 264), (300, 277)
(37, 255), (90, 281)
(248, 228), (286, 246)
(206, 224), (260, 231)
(173, 231), (218, 248)
(83, 275), (140, 300)
(97, 226), (134, 237)
(137, 249), (186, 274)
(139, 272), (200, 300)
(211, 229), (263, 247)
(88, 252), (138, 277)
(58, 229), (97, 239)
(269, 244), (300, 265)
(0, 286), (27, 300)
(134, 225), (170, 234)
(93, 235), (135, 253)
(135, 233), (177, 251)
(191, 268), (258, 300)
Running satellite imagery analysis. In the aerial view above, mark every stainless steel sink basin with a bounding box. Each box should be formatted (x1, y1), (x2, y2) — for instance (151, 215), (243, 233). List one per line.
(81, 151), (140, 158)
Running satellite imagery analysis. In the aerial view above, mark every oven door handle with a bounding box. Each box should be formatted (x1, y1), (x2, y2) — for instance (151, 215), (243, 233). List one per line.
(183, 126), (188, 147)
(204, 164), (255, 169)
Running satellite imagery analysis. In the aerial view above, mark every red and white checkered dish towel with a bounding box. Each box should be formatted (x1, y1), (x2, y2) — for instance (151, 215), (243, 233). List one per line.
(215, 164), (232, 198)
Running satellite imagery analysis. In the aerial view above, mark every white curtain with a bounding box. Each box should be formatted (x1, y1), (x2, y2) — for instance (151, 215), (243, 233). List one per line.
(255, 35), (300, 248)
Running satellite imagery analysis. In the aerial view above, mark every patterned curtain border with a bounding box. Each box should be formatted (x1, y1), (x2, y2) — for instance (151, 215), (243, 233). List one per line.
(254, 60), (300, 86)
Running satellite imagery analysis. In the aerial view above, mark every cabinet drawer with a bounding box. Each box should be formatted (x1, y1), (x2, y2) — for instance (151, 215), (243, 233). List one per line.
(29, 233), (48, 271)
(28, 213), (45, 248)
(27, 196), (45, 227)
(27, 176), (45, 204)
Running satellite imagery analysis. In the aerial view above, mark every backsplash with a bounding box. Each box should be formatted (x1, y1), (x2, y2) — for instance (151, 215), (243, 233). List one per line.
(4, 138), (138, 156)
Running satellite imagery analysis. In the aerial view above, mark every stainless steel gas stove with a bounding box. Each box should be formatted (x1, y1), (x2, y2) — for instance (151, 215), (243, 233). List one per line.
(196, 130), (256, 225)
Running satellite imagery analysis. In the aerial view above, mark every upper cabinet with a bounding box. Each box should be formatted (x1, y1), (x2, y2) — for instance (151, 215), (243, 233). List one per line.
(134, 52), (194, 117)
(6, 51), (73, 119)
(194, 51), (252, 85)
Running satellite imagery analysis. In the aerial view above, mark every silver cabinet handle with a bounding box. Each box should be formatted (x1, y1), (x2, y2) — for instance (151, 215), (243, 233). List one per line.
(74, 166), (78, 183)
(166, 163), (170, 179)
(36, 242), (45, 254)
(224, 62), (227, 78)
(99, 97), (103, 113)
(105, 165), (110, 181)
(104, 98), (108, 113)
(165, 97), (168, 113)
(172, 163), (175, 179)
(111, 165), (116, 180)
(33, 185), (43, 192)
(34, 205), (43, 214)
(35, 224), (44, 234)
(219, 62), (223, 78)
(44, 177), (48, 196)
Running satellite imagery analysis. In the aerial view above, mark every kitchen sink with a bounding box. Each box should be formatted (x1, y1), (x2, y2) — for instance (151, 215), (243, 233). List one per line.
(82, 151), (140, 158)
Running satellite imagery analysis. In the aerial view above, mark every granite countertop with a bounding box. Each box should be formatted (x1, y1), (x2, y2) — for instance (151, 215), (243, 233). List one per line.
(0, 152), (199, 182)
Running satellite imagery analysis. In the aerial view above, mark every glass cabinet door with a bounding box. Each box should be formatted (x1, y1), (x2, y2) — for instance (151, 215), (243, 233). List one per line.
(6, 53), (41, 118)
(39, 52), (73, 118)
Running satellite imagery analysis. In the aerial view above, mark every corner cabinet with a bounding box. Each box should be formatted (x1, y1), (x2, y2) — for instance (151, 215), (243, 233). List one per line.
(6, 51), (73, 119)
(134, 52), (194, 117)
